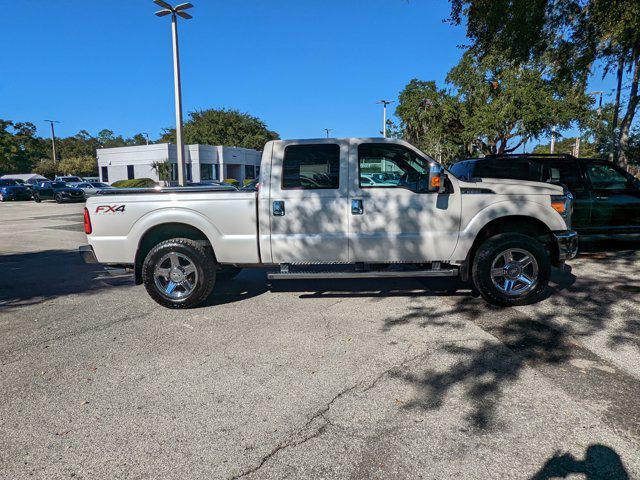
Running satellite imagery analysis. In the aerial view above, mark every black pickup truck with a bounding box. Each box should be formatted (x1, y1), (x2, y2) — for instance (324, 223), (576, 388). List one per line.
(450, 154), (640, 237)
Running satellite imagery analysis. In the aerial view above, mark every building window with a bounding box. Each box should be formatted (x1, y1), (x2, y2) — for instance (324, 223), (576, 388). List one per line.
(101, 166), (109, 183)
(201, 164), (215, 181)
(127, 165), (135, 180)
(244, 165), (256, 179)
(282, 144), (340, 189)
(170, 164), (178, 181)
(186, 164), (192, 182)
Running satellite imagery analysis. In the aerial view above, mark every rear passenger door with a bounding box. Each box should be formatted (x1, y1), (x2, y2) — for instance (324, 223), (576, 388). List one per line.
(585, 161), (640, 233)
(269, 140), (350, 263)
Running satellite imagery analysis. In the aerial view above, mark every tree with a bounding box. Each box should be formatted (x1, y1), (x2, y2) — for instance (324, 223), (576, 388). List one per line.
(151, 160), (172, 185)
(395, 52), (591, 163)
(57, 156), (98, 176)
(0, 120), (46, 174)
(160, 108), (279, 150)
(33, 158), (57, 179)
(448, 0), (640, 167)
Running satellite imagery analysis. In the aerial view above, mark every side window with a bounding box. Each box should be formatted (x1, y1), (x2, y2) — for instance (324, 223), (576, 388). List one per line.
(586, 163), (629, 190)
(282, 144), (340, 189)
(449, 161), (473, 180)
(358, 143), (430, 192)
(541, 160), (585, 190)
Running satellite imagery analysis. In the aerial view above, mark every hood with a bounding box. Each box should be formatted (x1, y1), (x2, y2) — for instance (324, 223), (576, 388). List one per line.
(458, 177), (564, 196)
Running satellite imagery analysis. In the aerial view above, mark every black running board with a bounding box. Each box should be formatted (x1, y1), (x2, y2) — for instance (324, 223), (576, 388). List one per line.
(268, 268), (458, 280)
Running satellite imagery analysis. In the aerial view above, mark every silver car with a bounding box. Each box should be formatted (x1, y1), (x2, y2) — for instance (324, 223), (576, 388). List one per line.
(70, 181), (113, 198)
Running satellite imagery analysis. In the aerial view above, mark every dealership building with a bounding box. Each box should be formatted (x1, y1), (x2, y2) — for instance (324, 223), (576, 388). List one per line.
(96, 143), (262, 185)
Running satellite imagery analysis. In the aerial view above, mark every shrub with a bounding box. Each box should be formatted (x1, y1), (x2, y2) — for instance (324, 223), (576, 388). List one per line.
(111, 178), (158, 188)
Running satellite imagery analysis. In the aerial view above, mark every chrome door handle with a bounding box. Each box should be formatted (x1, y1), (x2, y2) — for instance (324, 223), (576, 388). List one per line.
(351, 199), (363, 215)
(596, 196), (609, 200)
(273, 200), (285, 216)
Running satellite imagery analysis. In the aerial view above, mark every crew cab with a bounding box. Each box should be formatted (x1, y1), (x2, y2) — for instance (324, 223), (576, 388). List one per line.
(80, 138), (578, 309)
(450, 154), (640, 237)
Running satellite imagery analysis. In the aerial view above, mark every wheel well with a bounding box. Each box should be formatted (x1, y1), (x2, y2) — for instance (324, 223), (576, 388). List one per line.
(134, 223), (211, 284)
(460, 216), (555, 281)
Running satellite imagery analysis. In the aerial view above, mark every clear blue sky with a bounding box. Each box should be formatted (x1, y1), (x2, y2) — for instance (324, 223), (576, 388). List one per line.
(0, 0), (615, 144)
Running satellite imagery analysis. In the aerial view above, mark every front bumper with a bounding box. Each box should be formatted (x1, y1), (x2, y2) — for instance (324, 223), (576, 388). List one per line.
(79, 244), (99, 264)
(552, 230), (579, 261)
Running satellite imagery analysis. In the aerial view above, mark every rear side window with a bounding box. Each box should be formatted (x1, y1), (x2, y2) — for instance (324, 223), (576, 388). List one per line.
(449, 161), (474, 180)
(473, 159), (543, 181)
(282, 144), (340, 189)
(536, 159), (585, 190)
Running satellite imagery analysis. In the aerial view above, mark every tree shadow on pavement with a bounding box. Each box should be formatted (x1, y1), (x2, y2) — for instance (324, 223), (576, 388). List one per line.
(382, 254), (640, 431)
(0, 250), (133, 310)
(530, 444), (630, 480)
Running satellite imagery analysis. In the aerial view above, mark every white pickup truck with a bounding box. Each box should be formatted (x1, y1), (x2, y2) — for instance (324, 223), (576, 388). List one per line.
(80, 138), (578, 308)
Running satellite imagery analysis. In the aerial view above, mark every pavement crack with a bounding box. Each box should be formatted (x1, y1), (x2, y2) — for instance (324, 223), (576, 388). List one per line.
(229, 383), (358, 479)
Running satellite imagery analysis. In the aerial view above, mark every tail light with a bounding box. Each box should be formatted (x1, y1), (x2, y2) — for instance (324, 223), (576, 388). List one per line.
(83, 207), (92, 234)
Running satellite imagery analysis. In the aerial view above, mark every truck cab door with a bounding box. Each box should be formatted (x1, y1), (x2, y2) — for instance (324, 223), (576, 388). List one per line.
(585, 161), (640, 234)
(348, 140), (461, 262)
(268, 140), (350, 263)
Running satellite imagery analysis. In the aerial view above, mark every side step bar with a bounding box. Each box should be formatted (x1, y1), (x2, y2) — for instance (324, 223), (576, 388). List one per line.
(268, 268), (458, 280)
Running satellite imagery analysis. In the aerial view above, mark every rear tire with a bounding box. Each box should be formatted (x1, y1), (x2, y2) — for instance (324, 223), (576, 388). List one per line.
(33, 194), (41, 203)
(0, 193), (4, 202)
(142, 238), (216, 309)
(472, 233), (550, 307)
(54, 194), (63, 203)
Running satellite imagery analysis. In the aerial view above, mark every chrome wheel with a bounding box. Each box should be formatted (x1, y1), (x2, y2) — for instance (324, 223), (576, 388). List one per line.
(490, 248), (539, 297)
(153, 252), (198, 300)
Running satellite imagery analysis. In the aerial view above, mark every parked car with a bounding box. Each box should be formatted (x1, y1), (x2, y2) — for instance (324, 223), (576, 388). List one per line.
(449, 154), (640, 237)
(0, 179), (32, 201)
(10, 178), (34, 198)
(54, 175), (83, 183)
(80, 138), (577, 309)
(70, 182), (113, 198)
(33, 181), (85, 203)
(82, 177), (100, 183)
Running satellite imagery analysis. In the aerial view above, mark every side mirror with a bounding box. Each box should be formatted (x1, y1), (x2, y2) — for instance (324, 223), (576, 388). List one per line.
(427, 163), (447, 193)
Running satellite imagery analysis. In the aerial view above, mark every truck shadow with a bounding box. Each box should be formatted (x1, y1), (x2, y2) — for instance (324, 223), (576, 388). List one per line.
(0, 249), (134, 311)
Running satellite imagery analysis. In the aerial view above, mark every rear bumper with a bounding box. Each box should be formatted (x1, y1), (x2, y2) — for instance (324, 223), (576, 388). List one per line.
(552, 230), (579, 261)
(79, 244), (99, 264)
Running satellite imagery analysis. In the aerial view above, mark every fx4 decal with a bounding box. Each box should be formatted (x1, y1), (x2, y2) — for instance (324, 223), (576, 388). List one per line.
(95, 205), (126, 214)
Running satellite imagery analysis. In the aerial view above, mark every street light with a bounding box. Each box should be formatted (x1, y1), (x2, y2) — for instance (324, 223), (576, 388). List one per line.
(44, 120), (60, 175)
(376, 100), (394, 138)
(154, 0), (193, 186)
(323, 128), (333, 138)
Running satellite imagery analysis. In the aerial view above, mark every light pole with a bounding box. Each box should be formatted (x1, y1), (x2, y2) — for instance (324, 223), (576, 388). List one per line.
(550, 126), (557, 154)
(376, 100), (394, 138)
(142, 132), (150, 145)
(154, 1), (193, 186)
(44, 120), (60, 175)
(323, 128), (332, 138)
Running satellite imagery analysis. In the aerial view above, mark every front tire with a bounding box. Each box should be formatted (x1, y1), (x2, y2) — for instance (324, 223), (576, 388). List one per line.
(142, 238), (216, 309)
(33, 194), (41, 203)
(472, 233), (550, 307)
(54, 194), (63, 203)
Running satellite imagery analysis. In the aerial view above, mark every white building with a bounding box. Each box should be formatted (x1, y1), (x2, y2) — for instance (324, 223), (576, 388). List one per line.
(96, 143), (262, 185)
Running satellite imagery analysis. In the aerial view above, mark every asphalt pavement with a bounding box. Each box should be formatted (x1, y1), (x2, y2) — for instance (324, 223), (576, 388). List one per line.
(1, 201), (639, 479)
